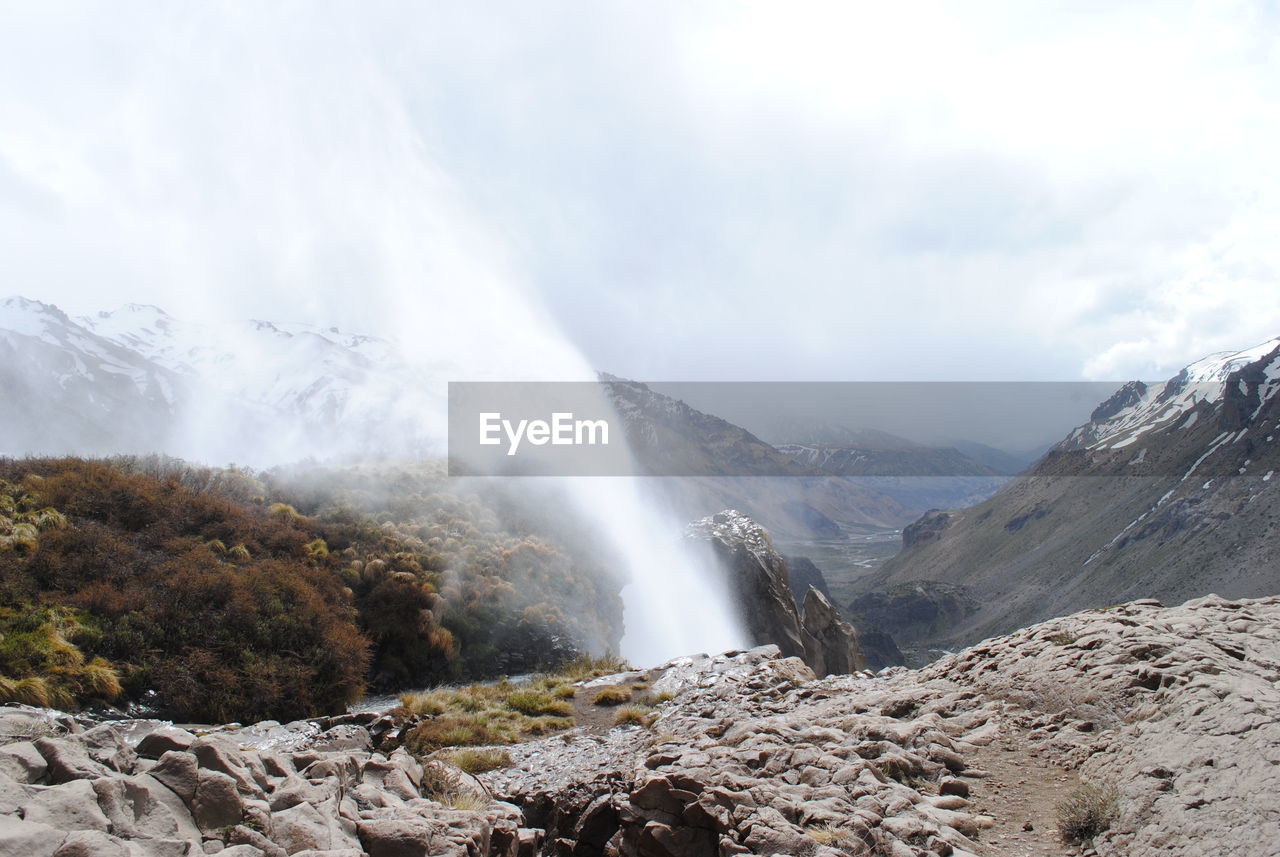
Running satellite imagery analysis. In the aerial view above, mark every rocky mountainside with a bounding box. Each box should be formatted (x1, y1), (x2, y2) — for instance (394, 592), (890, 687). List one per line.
(0, 297), (446, 464)
(765, 424), (1017, 511)
(856, 337), (1280, 651)
(3, 594), (1276, 856)
(687, 511), (863, 677)
(601, 378), (916, 537)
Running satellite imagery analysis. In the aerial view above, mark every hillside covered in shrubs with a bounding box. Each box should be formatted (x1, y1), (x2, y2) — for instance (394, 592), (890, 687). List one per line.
(0, 457), (624, 723)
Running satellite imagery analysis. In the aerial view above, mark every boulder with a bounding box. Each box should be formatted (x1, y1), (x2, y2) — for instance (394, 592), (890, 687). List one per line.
(19, 779), (112, 832)
(191, 770), (244, 831)
(34, 738), (113, 783)
(136, 728), (198, 760)
(0, 814), (65, 857)
(0, 741), (48, 784)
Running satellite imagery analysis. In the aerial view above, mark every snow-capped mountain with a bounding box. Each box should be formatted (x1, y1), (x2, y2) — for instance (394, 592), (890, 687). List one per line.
(1060, 336), (1280, 453)
(853, 336), (1280, 654)
(0, 297), (447, 465)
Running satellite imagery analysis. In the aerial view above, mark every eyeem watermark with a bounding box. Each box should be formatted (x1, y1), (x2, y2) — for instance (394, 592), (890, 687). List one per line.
(479, 412), (610, 456)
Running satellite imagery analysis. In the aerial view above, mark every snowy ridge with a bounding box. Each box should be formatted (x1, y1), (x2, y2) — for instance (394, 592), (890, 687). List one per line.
(0, 296), (448, 465)
(1068, 337), (1280, 451)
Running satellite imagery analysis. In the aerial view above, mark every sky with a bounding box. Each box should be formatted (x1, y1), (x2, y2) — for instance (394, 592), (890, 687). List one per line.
(2, 1), (1279, 383)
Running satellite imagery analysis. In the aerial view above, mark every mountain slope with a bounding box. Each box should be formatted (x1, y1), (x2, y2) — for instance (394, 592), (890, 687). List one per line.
(601, 377), (916, 535)
(857, 336), (1280, 650)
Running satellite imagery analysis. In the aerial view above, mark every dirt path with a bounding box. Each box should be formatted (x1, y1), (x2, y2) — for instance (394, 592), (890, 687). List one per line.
(965, 729), (1082, 857)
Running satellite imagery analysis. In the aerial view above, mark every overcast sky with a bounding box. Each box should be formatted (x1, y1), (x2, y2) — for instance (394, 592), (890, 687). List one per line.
(2, 2), (1278, 383)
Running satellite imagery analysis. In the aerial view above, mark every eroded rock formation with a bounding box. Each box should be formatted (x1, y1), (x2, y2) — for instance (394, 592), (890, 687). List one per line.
(687, 510), (865, 677)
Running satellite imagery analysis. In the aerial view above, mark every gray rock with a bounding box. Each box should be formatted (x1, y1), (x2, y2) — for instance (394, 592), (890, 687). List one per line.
(191, 770), (244, 831)
(0, 814), (65, 857)
(49, 830), (131, 857)
(136, 728), (199, 760)
(152, 751), (200, 802)
(0, 740), (48, 783)
(19, 779), (112, 832)
(80, 724), (139, 773)
(34, 737), (113, 783)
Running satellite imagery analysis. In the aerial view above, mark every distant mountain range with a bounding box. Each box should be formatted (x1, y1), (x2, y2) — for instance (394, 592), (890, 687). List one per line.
(0, 297), (1027, 537)
(0, 296), (446, 464)
(852, 336), (1280, 655)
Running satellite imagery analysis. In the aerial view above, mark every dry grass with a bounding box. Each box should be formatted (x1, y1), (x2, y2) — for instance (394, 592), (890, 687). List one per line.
(612, 704), (656, 727)
(592, 685), (632, 706)
(505, 690), (572, 717)
(1057, 782), (1119, 844)
(442, 748), (513, 774)
(805, 824), (868, 854)
(397, 653), (630, 753)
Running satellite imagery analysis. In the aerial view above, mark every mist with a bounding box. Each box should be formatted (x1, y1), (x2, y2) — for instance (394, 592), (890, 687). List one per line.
(0, 5), (751, 668)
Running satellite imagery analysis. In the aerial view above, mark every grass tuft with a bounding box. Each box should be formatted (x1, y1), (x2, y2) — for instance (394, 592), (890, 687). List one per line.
(592, 685), (632, 706)
(612, 704), (655, 727)
(443, 748), (513, 774)
(1057, 782), (1119, 844)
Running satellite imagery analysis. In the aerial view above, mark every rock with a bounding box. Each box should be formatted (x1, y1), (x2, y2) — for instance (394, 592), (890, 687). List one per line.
(271, 798), (361, 854)
(136, 728), (199, 760)
(191, 770), (244, 831)
(687, 511), (861, 676)
(34, 738), (113, 783)
(0, 741), (48, 783)
(92, 773), (202, 841)
(190, 737), (265, 795)
(80, 724), (139, 773)
(218, 847), (268, 857)
(308, 726), (372, 754)
(49, 830), (131, 857)
(152, 751), (200, 802)
(801, 586), (864, 676)
(19, 779), (112, 832)
(356, 817), (451, 857)
(226, 826), (286, 857)
(0, 814), (65, 857)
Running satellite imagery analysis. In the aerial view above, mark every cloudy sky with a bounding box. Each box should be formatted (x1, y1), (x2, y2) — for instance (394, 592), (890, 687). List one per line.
(2, 1), (1278, 383)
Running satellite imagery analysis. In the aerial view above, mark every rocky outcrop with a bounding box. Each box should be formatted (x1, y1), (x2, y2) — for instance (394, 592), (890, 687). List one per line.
(800, 587), (861, 676)
(0, 710), (540, 857)
(847, 581), (978, 660)
(687, 511), (864, 676)
(781, 555), (830, 604)
(482, 594), (1280, 857)
(900, 510), (950, 549)
(4, 594), (1277, 856)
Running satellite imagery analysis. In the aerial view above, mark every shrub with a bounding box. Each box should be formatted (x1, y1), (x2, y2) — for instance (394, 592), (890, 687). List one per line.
(592, 686), (632, 706)
(1057, 782), (1119, 844)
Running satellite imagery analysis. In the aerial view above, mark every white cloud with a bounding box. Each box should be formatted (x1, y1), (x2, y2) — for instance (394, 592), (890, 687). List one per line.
(0, 1), (1277, 383)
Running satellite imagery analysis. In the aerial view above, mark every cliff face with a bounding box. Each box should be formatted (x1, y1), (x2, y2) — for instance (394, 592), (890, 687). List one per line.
(686, 510), (864, 676)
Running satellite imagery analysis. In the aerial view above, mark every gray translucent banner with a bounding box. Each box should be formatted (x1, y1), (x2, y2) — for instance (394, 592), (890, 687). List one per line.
(449, 379), (1258, 477)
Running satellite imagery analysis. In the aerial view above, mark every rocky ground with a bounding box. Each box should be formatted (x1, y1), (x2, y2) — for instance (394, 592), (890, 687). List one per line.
(2, 594), (1277, 856)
